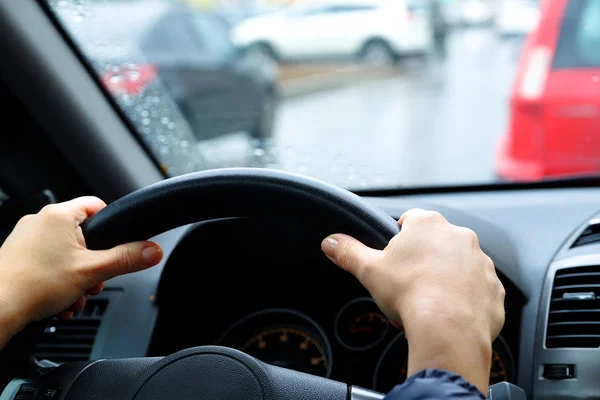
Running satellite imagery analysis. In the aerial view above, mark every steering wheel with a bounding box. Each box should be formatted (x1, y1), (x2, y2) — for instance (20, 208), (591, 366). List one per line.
(2, 168), (399, 400)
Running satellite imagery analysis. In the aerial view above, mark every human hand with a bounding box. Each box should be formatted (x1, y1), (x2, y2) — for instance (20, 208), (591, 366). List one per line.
(0, 197), (163, 349)
(321, 209), (505, 394)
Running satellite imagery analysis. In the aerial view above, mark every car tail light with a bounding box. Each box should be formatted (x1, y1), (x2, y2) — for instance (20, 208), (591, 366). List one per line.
(100, 64), (157, 96)
(520, 46), (552, 100)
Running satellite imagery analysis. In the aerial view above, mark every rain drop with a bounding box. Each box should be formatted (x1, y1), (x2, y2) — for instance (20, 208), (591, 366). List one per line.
(161, 117), (170, 125)
(168, 122), (176, 129)
(253, 148), (265, 157)
(142, 118), (150, 125)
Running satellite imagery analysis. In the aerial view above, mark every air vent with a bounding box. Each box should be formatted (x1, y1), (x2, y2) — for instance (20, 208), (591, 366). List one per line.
(34, 299), (108, 363)
(546, 266), (600, 348)
(572, 219), (600, 248)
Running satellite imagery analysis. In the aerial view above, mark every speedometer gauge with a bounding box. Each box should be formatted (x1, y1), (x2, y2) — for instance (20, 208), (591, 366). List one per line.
(373, 334), (514, 392)
(217, 309), (332, 378)
(335, 298), (390, 350)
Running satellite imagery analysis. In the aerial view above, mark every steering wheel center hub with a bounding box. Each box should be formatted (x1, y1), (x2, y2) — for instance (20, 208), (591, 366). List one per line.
(129, 347), (268, 400)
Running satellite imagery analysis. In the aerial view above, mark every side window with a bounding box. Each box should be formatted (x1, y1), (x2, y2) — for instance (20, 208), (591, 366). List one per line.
(553, 0), (600, 68)
(141, 14), (201, 57)
(330, 5), (378, 14)
(576, 0), (600, 65)
(190, 15), (236, 61)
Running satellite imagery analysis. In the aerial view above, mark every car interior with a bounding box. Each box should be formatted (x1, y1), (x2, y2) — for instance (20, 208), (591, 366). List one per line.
(1, 1), (600, 400)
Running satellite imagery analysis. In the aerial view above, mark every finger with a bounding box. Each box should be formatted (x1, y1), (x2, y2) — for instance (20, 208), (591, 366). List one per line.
(58, 311), (74, 320)
(57, 196), (107, 224)
(321, 234), (382, 283)
(87, 282), (105, 296)
(390, 320), (403, 330)
(398, 208), (427, 226)
(398, 208), (446, 227)
(67, 295), (88, 313)
(82, 241), (163, 283)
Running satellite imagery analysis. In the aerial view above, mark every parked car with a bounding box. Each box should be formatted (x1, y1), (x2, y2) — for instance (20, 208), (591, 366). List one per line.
(232, 0), (434, 65)
(494, 0), (540, 37)
(459, 0), (495, 26)
(495, 0), (600, 181)
(59, 1), (279, 143)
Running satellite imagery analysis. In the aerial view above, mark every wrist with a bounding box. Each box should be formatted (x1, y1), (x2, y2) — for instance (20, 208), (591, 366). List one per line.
(403, 312), (492, 395)
(0, 283), (28, 349)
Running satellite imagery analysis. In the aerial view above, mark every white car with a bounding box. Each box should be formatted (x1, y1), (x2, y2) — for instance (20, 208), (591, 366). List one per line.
(232, 0), (433, 65)
(459, 0), (495, 26)
(494, 0), (540, 37)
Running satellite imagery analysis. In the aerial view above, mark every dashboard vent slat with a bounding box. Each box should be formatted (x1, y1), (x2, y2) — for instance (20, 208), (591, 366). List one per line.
(34, 299), (108, 363)
(546, 266), (600, 348)
(572, 221), (600, 248)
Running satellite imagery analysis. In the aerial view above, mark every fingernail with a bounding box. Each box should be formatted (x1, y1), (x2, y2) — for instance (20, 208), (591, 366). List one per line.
(142, 244), (162, 265)
(324, 236), (338, 248)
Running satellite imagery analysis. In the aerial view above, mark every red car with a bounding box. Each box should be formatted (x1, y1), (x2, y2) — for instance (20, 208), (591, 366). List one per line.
(495, 0), (600, 181)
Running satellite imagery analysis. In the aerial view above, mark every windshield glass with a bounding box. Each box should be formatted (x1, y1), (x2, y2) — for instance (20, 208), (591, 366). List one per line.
(45, 0), (599, 190)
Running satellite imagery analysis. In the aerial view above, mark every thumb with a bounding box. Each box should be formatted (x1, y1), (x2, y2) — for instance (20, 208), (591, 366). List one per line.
(84, 241), (163, 283)
(321, 234), (382, 284)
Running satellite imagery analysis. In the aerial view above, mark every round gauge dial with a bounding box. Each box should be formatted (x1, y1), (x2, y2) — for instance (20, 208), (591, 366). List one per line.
(373, 334), (514, 392)
(217, 309), (332, 378)
(335, 298), (390, 351)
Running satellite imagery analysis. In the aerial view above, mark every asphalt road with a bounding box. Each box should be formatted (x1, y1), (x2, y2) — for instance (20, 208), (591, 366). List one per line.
(269, 28), (524, 190)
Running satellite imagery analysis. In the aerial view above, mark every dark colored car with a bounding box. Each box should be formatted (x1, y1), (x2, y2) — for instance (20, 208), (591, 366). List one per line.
(68, 1), (279, 143)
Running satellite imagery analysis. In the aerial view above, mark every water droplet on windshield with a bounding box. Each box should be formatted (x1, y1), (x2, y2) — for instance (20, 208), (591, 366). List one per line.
(181, 141), (189, 149)
(253, 148), (265, 157)
(142, 118), (150, 125)
(168, 122), (176, 130)
(141, 110), (149, 117)
(161, 117), (170, 125)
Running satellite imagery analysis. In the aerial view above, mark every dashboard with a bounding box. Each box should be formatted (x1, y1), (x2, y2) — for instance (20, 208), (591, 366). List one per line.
(34, 186), (600, 399)
(144, 216), (522, 392)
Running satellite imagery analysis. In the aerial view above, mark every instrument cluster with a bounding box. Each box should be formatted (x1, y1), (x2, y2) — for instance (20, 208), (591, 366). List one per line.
(217, 298), (514, 391)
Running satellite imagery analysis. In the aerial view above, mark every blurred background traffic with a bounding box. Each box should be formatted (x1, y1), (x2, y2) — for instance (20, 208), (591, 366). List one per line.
(49, 0), (600, 189)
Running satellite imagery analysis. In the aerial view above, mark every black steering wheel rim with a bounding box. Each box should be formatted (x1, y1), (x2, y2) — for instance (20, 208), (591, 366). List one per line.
(82, 168), (399, 251)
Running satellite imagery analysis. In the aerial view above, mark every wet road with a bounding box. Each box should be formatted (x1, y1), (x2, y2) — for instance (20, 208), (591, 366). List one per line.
(272, 28), (524, 190)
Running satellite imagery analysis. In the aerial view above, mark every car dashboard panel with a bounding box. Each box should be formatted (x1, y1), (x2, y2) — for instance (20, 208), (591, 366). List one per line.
(144, 217), (521, 391)
(31, 187), (600, 398)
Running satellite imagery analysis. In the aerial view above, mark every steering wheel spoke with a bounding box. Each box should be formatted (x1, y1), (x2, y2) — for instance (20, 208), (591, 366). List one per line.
(1, 347), (386, 400)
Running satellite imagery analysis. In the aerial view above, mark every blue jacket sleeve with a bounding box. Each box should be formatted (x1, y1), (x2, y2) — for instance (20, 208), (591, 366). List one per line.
(384, 369), (487, 400)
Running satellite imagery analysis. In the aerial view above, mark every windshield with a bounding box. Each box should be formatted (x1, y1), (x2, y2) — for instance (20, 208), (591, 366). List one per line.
(45, 0), (599, 190)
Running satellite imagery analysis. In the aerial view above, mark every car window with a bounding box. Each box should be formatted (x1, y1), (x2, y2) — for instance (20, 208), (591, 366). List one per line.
(553, 0), (600, 68)
(190, 14), (237, 60)
(142, 13), (202, 57)
(329, 5), (378, 13)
